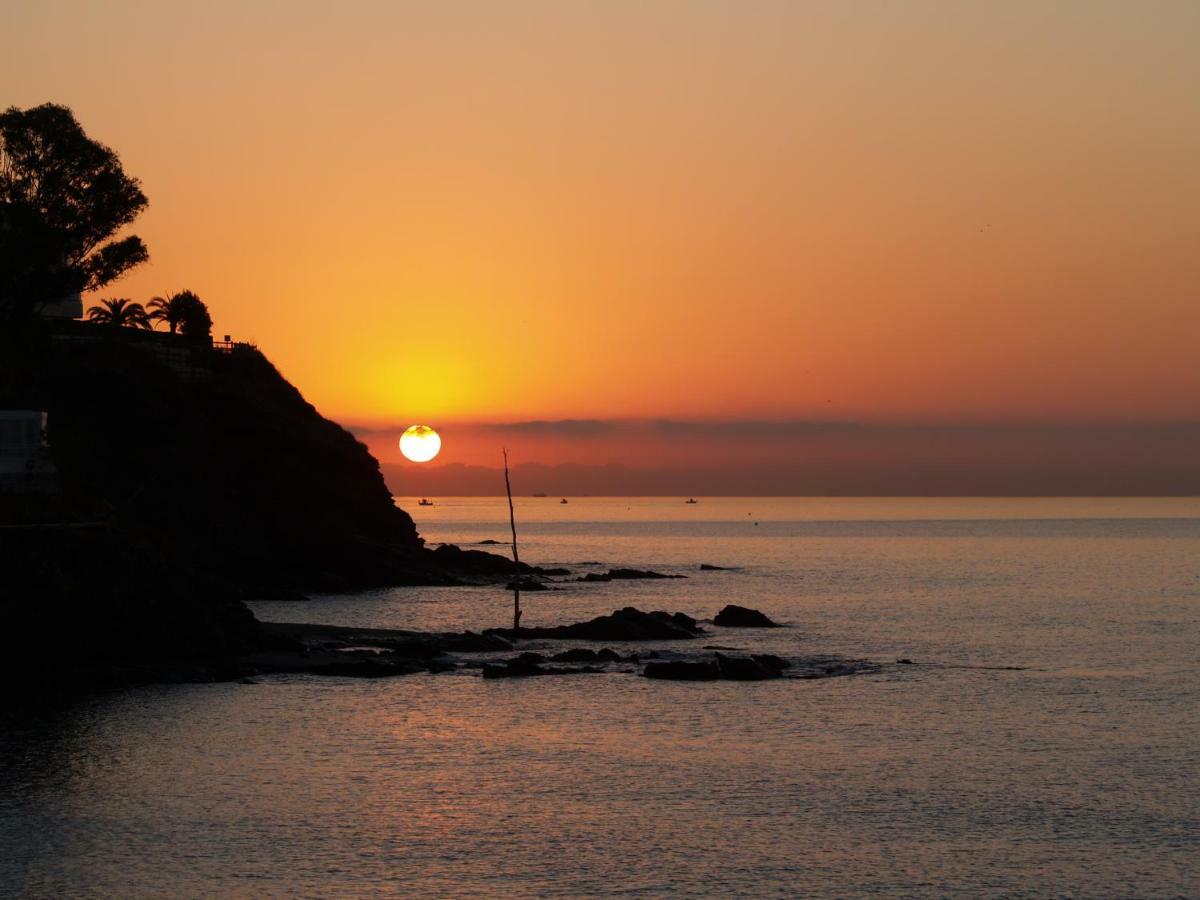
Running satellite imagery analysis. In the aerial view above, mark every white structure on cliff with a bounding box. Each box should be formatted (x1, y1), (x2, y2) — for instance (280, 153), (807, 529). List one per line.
(40, 292), (83, 318)
(0, 410), (56, 492)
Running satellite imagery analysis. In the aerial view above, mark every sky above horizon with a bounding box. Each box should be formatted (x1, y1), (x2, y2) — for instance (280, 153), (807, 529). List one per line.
(5, 1), (1199, 480)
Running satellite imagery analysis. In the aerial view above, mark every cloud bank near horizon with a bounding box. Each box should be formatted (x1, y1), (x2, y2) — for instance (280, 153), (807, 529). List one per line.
(352, 417), (1200, 434)
(351, 418), (1200, 496)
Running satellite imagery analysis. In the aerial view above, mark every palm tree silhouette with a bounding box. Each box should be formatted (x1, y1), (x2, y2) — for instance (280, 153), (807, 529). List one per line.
(86, 298), (151, 329)
(147, 290), (211, 338)
(147, 292), (185, 332)
(147, 290), (199, 333)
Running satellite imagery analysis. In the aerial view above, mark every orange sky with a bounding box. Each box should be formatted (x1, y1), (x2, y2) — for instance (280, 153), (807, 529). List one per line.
(5, 2), (1199, 452)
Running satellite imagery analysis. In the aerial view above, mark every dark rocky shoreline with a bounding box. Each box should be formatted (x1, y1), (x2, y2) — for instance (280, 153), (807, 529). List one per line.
(0, 326), (563, 690)
(227, 607), (877, 685)
(0, 325), (872, 692)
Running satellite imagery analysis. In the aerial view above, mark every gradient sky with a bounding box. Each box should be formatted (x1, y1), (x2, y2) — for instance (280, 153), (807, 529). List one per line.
(5, 1), (1199, 479)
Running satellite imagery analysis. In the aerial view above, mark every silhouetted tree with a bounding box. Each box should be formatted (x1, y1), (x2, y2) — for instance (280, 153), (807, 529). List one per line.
(148, 289), (210, 336)
(176, 291), (212, 339)
(147, 292), (185, 333)
(86, 298), (150, 329)
(0, 103), (148, 321)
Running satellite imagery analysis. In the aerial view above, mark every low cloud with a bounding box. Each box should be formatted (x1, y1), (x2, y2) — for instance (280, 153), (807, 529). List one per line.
(353, 417), (1200, 441)
(473, 419), (623, 436)
(367, 418), (1200, 496)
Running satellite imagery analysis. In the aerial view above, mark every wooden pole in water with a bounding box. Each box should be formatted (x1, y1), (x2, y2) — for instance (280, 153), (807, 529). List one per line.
(503, 448), (522, 639)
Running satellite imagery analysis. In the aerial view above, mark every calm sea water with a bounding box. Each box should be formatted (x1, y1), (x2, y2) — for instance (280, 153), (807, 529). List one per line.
(3, 497), (1198, 897)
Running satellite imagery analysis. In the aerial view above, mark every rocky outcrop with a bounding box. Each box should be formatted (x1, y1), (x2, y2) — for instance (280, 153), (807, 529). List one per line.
(0, 525), (262, 688)
(0, 327), (543, 688)
(427, 544), (561, 582)
(609, 568), (684, 579)
(238, 622), (514, 679)
(258, 621), (512, 655)
(3, 327), (534, 594)
(249, 623), (867, 685)
(642, 660), (720, 680)
(481, 652), (604, 679)
(550, 648), (624, 663)
(714, 652), (786, 680)
(713, 605), (781, 627)
(20, 333), (426, 590)
(489, 607), (703, 641)
(574, 568), (685, 582)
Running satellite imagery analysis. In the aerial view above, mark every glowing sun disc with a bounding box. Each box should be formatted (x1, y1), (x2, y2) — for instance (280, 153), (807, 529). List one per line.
(399, 425), (441, 463)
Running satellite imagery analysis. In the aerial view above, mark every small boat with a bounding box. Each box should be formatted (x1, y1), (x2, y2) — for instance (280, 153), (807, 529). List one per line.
(685, 498), (698, 504)
(560, 498), (569, 504)
(418, 498), (434, 506)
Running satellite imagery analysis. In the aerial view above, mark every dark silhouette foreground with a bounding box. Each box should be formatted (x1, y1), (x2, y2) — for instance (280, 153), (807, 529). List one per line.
(0, 330), (544, 689)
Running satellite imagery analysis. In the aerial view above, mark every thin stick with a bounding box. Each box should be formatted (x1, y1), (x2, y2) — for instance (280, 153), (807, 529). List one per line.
(503, 448), (522, 639)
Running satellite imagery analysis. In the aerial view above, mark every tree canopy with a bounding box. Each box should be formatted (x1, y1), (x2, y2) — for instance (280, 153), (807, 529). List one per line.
(0, 103), (148, 321)
(178, 294), (212, 338)
(148, 290), (213, 338)
(86, 298), (150, 329)
(149, 291), (191, 334)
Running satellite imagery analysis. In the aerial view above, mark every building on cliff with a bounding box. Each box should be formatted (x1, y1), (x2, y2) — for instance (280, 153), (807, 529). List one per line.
(0, 410), (57, 493)
(40, 291), (84, 319)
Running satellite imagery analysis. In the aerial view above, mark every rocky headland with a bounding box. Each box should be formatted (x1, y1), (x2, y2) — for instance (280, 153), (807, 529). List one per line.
(0, 323), (863, 691)
(0, 323), (537, 689)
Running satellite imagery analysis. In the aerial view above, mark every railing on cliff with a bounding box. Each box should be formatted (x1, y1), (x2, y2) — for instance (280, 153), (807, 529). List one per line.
(47, 320), (261, 378)
(212, 340), (257, 354)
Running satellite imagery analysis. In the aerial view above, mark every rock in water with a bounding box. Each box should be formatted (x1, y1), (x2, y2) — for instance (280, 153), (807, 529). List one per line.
(713, 605), (781, 627)
(506, 578), (552, 591)
(551, 648), (599, 663)
(492, 607), (704, 641)
(715, 653), (782, 680)
(607, 568), (685, 580)
(642, 660), (721, 681)
(482, 652), (604, 679)
(751, 653), (791, 671)
(575, 568), (685, 581)
(437, 632), (513, 652)
(482, 652), (546, 678)
(575, 572), (613, 582)
(550, 647), (628, 664)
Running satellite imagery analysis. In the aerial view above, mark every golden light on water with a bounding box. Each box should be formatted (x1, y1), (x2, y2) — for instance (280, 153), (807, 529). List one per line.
(399, 425), (441, 463)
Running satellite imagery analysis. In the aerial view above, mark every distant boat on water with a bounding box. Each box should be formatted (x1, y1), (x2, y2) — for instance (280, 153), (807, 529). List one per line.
(418, 498), (434, 506)
(560, 498), (569, 504)
(686, 498), (698, 504)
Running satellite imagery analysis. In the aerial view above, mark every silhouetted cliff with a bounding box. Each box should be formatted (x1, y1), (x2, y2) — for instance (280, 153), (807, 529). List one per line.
(10, 327), (433, 590)
(0, 323), (516, 686)
(0, 525), (262, 687)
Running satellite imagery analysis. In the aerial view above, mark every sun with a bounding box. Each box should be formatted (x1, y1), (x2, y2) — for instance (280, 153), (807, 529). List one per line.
(399, 424), (441, 463)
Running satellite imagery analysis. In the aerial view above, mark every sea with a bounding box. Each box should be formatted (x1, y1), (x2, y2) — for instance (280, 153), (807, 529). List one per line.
(2, 497), (1198, 898)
